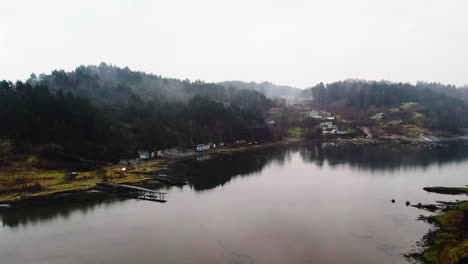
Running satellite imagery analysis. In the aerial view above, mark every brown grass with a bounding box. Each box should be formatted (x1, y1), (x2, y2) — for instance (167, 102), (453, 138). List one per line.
(0, 138), (302, 203)
(0, 158), (150, 203)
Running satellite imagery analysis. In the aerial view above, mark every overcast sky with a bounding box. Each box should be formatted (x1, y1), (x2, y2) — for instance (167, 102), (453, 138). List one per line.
(1, 0), (467, 88)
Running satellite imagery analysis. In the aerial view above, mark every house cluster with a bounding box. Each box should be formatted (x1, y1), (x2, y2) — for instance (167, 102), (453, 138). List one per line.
(320, 118), (338, 135)
(302, 110), (348, 136)
(196, 142), (225, 152)
(319, 117), (347, 135)
(195, 139), (261, 152)
(138, 150), (163, 160)
(119, 150), (163, 166)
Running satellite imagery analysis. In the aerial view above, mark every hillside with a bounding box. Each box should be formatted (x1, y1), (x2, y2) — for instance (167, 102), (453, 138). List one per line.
(0, 64), (283, 165)
(27, 63), (275, 111)
(300, 80), (468, 137)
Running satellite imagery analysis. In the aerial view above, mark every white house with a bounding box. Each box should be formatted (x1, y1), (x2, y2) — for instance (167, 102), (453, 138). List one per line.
(138, 151), (150, 159)
(196, 144), (210, 152)
(320, 121), (334, 128)
(305, 110), (321, 119)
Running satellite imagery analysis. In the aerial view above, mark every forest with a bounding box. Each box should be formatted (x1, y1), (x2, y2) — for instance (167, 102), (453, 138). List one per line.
(302, 80), (468, 132)
(0, 79), (271, 165)
(3, 64), (468, 166)
(26, 63), (277, 109)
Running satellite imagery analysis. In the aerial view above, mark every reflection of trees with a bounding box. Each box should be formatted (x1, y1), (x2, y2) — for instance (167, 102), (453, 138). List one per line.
(185, 146), (291, 191)
(299, 142), (468, 172)
(186, 142), (468, 191)
(0, 192), (126, 229)
(4, 143), (466, 228)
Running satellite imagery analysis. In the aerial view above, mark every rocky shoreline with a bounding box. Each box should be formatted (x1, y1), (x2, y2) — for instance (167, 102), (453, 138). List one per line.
(407, 187), (468, 264)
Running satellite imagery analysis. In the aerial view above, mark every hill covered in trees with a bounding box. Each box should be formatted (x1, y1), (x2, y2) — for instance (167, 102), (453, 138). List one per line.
(2, 64), (468, 167)
(301, 80), (468, 135)
(27, 63), (276, 111)
(0, 64), (282, 166)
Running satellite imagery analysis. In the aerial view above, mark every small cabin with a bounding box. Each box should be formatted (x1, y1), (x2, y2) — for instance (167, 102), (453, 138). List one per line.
(138, 151), (150, 160)
(304, 111), (321, 119)
(196, 144), (210, 152)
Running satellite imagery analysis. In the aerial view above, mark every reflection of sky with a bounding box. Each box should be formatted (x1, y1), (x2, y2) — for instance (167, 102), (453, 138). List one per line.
(1, 143), (467, 264)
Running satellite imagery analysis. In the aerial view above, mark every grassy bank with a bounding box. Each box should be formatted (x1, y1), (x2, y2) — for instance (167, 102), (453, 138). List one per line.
(423, 202), (468, 264)
(0, 138), (303, 204)
(0, 161), (151, 204)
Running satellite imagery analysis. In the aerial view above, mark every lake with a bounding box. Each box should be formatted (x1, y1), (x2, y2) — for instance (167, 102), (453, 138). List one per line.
(1, 142), (468, 264)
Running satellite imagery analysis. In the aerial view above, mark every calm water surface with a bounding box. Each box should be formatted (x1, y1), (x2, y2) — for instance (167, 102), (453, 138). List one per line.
(1, 142), (468, 264)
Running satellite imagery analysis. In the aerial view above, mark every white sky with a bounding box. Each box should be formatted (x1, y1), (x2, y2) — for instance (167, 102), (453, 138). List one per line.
(1, 0), (467, 88)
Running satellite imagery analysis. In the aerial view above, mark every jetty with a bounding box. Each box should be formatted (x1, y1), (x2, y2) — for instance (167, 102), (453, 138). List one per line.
(96, 183), (167, 202)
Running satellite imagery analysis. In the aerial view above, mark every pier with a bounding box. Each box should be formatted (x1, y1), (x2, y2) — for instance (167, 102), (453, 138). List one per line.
(96, 183), (167, 202)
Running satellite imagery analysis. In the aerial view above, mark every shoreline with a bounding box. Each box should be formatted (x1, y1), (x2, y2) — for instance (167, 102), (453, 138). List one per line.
(408, 187), (468, 264)
(0, 136), (459, 207)
(2, 139), (468, 264)
(0, 137), (305, 207)
(0, 137), (462, 205)
(422, 201), (468, 264)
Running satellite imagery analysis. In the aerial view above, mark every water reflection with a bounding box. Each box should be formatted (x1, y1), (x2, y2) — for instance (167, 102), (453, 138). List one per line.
(184, 142), (468, 191)
(1, 142), (468, 264)
(0, 192), (126, 229)
(299, 142), (468, 171)
(3, 143), (468, 229)
(184, 147), (291, 191)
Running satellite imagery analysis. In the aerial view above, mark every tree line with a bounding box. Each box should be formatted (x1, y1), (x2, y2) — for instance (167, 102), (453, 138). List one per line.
(303, 80), (468, 131)
(0, 80), (270, 164)
(27, 63), (276, 111)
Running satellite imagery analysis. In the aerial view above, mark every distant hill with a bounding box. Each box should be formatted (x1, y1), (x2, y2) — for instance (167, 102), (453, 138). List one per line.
(218, 81), (300, 99)
(27, 63), (275, 111)
(300, 80), (468, 133)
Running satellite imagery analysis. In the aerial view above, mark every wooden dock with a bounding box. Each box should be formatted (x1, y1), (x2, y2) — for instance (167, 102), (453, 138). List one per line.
(96, 183), (167, 203)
